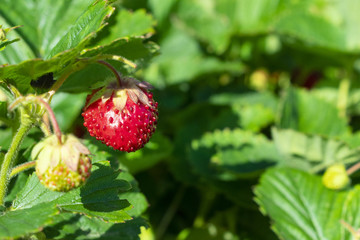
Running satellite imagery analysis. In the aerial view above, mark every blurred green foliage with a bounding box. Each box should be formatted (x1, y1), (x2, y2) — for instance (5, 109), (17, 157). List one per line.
(2, 0), (360, 239)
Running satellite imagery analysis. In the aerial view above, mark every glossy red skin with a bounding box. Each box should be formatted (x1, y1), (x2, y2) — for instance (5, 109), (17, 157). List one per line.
(82, 91), (158, 152)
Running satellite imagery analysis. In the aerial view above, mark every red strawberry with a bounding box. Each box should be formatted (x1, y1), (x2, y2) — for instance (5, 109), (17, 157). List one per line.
(82, 77), (158, 152)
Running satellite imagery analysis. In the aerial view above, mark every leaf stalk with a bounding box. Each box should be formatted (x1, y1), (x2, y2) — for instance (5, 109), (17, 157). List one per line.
(0, 110), (33, 206)
(97, 60), (122, 87)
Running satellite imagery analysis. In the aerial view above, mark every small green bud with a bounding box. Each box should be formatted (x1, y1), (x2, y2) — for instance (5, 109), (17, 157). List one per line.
(32, 134), (92, 192)
(322, 164), (350, 190)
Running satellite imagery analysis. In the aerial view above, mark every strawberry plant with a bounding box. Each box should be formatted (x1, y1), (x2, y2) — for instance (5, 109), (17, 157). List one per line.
(2, 0), (360, 240)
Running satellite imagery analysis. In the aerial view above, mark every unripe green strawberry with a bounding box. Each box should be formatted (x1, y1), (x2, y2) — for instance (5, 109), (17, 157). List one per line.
(32, 134), (92, 192)
(322, 164), (350, 190)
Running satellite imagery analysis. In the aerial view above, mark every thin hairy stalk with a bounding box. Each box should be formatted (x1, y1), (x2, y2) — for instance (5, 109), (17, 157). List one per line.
(40, 119), (52, 137)
(33, 97), (62, 143)
(340, 220), (360, 240)
(156, 186), (186, 240)
(0, 117), (32, 205)
(50, 68), (73, 92)
(10, 161), (36, 178)
(9, 96), (62, 143)
(97, 60), (122, 87)
(347, 162), (360, 175)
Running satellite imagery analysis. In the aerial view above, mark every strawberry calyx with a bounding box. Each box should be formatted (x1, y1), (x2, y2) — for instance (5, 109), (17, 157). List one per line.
(84, 77), (154, 113)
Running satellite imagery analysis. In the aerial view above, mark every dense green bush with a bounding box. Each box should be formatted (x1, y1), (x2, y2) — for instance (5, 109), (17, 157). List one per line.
(1, 0), (360, 239)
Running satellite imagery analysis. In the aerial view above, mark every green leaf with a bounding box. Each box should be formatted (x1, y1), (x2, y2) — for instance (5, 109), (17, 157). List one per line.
(47, 1), (114, 59)
(119, 132), (173, 174)
(234, 0), (281, 34)
(210, 91), (277, 131)
(278, 88), (348, 137)
(44, 214), (148, 240)
(82, 141), (150, 217)
(254, 167), (360, 240)
(13, 161), (133, 223)
(275, 11), (345, 51)
(144, 29), (243, 87)
(0, 81), (15, 101)
(0, 101), (8, 120)
(0, 202), (59, 239)
(176, 0), (233, 54)
(117, 171), (148, 217)
(0, 17), (35, 64)
(148, 0), (177, 25)
(0, 39), (19, 52)
(340, 132), (360, 149)
(60, 38), (157, 92)
(273, 0), (360, 54)
(190, 128), (281, 180)
(96, 9), (156, 45)
(0, 57), (63, 93)
(0, 128), (12, 150)
(5, 172), (29, 204)
(210, 91), (278, 112)
(0, 1), (103, 61)
(272, 128), (360, 173)
(233, 104), (275, 132)
(0, 0), (115, 94)
(278, 86), (299, 130)
(76, 217), (148, 240)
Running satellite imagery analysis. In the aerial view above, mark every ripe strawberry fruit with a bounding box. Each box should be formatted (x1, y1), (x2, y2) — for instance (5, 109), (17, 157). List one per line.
(32, 134), (92, 192)
(82, 77), (158, 152)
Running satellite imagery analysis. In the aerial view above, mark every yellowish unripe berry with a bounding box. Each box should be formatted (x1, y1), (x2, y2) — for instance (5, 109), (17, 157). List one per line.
(322, 164), (350, 190)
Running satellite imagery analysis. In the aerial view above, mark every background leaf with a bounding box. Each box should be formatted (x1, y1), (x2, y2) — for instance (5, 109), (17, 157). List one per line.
(43, 214), (148, 240)
(51, 92), (87, 131)
(278, 88), (348, 137)
(255, 167), (360, 240)
(0, 202), (59, 239)
(189, 128), (281, 180)
(12, 161), (135, 223)
(273, 128), (360, 172)
(95, 8), (156, 45)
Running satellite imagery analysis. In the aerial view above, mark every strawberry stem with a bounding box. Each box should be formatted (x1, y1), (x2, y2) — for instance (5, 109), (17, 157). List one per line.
(347, 162), (360, 175)
(10, 161), (36, 178)
(40, 115), (52, 137)
(0, 114), (33, 206)
(50, 66), (76, 92)
(34, 97), (63, 144)
(9, 96), (63, 144)
(97, 60), (122, 87)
